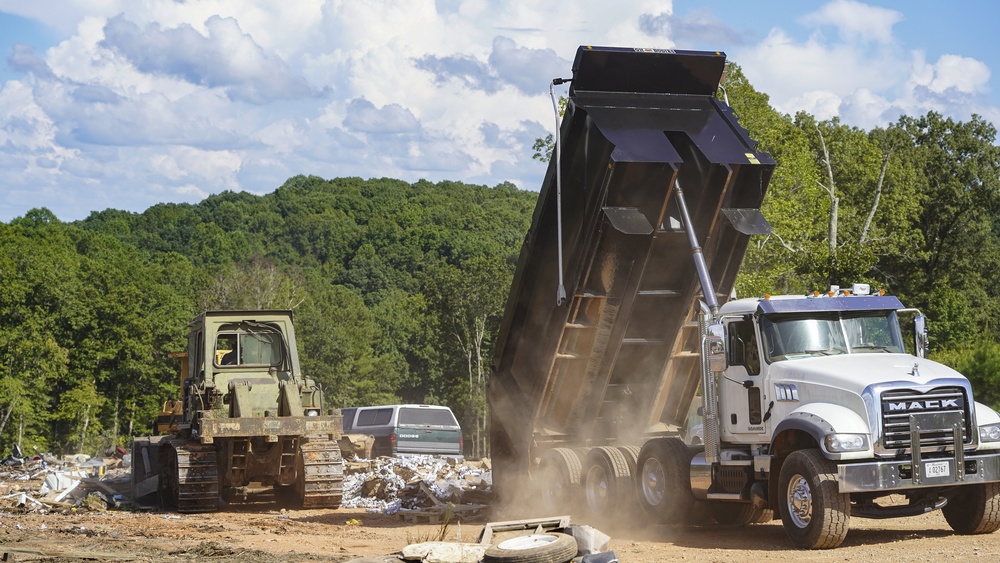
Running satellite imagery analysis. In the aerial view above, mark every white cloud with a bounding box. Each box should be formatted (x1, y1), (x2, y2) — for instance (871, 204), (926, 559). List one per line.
(914, 53), (990, 95)
(0, 0), (996, 223)
(799, 0), (902, 44)
(839, 88), (892, 125)
(732, 3), (994, 129)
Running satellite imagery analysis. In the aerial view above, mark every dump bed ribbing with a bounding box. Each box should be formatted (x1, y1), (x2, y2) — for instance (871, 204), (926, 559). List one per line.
(489, 46), (775, 480)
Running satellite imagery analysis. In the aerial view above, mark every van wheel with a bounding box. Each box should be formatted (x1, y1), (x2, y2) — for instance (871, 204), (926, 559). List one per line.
(482, 532), (579, 563)
(537, 448), (582, 513)
(778, 449), (849, 549)
(635, 438), (693, 525)
(943, 482), (1000, 534)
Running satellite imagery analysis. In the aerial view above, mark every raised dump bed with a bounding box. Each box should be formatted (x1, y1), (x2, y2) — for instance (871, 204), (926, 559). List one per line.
(489, 46), (775, 493)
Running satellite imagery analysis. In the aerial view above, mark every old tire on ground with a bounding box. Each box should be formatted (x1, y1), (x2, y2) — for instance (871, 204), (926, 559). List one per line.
(777, 449), (849, 549)
(482, 532), (578, 563)
(635, 437), (693, 525)
(583, 446), (632, 519)
(943, 482), (1000, 534)
(709, 501), (774, 526)
(538, 448), (583, 514)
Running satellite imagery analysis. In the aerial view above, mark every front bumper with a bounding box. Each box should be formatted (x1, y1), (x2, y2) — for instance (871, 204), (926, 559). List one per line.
(838, 453), (1000, 493)
(196, 412), (342, 443)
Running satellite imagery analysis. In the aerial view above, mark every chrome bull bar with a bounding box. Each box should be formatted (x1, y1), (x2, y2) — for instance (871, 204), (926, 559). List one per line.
(839, 411), (1000, 493)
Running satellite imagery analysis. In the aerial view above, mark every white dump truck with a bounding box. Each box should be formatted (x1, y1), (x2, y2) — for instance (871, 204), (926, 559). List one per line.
(488, 45), (1000, 549)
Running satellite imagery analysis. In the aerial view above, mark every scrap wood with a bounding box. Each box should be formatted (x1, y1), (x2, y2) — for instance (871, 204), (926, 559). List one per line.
(80, 477), (124, 496)
(419, 482), (451, 508)
(2, 491), (51, 509)
(53, 479), (81, 502)
(1, 546), (135, 561)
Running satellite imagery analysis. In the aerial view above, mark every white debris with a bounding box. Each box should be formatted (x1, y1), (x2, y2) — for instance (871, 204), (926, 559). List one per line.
(341, 456), (492, 516)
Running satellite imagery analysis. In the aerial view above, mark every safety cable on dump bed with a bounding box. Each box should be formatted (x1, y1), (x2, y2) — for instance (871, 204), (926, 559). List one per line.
(550, 77), (571, 306)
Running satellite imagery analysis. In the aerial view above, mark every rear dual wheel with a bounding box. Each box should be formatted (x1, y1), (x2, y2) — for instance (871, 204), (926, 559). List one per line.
(537, 448), (582, 514)
(583, 446), (634, 519)
(634, 438), (693, 525)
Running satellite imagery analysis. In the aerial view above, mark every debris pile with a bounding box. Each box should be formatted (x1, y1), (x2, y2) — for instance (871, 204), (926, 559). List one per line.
(0, 446), (131, 514)
(342, 456), (493, 522)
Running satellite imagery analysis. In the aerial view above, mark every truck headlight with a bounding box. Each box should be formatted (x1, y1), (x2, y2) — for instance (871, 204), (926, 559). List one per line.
(980, 423), (1000, 442)
(306, 409), (319, 417)
(825, 433), (868, 452)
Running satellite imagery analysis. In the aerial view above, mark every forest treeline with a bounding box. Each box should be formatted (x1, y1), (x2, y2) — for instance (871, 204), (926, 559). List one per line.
(2, 65), (1000, 457)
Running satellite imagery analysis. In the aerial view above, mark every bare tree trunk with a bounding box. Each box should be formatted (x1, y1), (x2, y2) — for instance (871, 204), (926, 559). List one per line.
(815, 123), (839, 255)
(860, 148), (893, 245)
(17, 413), (23, 450)
(0, 397), (16, 438)
(127, 401), (134, 437)
(473, 316), (487, 459)
(80, 404), (90, 454)
(112, 395), (120, 446)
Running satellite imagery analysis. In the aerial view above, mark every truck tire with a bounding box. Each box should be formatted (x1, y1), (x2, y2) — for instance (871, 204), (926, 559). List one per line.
(583, 446), (632, 519)
(777, 449), (849, 549)
(943, 482), (1000, 534)
(482, 532), (579, 563)
(538, 448), (582, 513)
(158, 438), (219, 513)
(634, 437), (693, 525)
(709, 501), (773, 526)
(616, 445), (640, 473)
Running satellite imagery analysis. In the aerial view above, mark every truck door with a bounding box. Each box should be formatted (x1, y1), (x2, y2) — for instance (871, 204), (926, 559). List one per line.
(719, 317), (767, 442)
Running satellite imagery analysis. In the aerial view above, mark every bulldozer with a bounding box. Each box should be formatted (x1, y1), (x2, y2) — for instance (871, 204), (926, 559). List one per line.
(132, 310), (345, 513)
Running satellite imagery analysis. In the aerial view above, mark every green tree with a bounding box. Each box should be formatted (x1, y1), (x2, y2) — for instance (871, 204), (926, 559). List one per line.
(884, 113), (1000, 346)
(55, 379), (106, 453)
(427, 256), (512, 457)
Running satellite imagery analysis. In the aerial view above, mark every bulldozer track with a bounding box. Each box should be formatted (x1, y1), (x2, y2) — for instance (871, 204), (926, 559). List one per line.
(161, 438), (219, 513)
(297, 435), (344, 508)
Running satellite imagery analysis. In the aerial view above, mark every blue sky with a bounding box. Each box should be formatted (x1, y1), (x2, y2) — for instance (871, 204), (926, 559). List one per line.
(1, 0), (997, 223)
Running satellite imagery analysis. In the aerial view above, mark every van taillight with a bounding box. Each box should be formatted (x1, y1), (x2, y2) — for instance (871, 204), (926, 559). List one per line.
(390, 433), (397, 446)
(459, 436), (464, 452)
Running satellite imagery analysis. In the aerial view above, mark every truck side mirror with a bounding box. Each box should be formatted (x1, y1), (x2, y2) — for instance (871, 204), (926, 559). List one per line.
(706, 323), (727, 372)
(914, 314), (928, 358)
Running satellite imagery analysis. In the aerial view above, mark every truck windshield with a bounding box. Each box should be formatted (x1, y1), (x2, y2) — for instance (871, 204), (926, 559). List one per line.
(759, 310), (904, 363)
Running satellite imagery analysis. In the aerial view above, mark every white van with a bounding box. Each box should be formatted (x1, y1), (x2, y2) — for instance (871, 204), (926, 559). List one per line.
(341, 404), (463, 458)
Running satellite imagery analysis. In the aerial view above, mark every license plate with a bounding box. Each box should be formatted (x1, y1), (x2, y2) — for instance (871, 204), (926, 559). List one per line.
(925, 460), (950, 478)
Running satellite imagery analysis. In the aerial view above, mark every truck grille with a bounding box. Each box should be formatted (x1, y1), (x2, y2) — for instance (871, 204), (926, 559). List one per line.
(880, 387), (970, 451)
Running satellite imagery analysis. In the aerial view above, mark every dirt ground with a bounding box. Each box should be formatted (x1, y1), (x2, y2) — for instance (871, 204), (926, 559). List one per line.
(3, 500), (1000, 562)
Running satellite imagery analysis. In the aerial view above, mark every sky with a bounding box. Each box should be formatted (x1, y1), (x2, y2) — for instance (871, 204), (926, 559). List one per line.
(0, 0), (997, 223)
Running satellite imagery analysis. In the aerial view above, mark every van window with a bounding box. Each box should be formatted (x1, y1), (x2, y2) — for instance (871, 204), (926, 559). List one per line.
(399, 408), (457, 426)
(357, 408), (393, 426)
(341, 408), (357, 432)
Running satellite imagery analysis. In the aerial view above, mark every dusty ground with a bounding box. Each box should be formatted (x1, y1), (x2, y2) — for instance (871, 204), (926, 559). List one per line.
(3, 500), (1000, 562)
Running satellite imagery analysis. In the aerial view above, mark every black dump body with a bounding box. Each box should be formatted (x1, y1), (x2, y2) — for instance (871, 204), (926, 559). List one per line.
(488, 46), (775, 483)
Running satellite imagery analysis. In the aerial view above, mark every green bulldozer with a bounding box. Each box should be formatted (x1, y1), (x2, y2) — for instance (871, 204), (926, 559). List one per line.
(132, 310), (345, 513)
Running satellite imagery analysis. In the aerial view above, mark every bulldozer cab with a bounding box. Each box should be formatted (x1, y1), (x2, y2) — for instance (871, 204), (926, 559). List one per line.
(213, 325), (285, 368)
